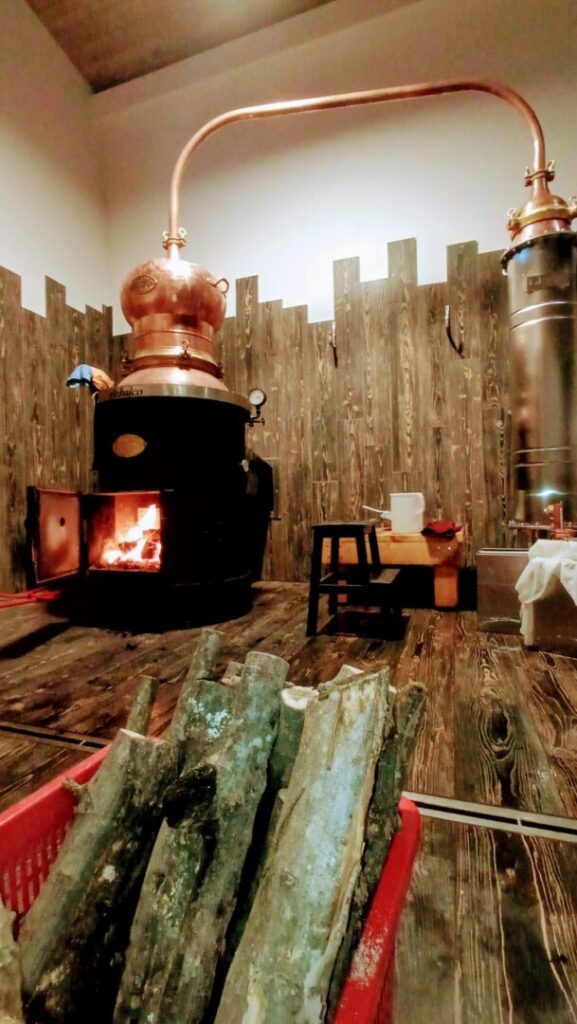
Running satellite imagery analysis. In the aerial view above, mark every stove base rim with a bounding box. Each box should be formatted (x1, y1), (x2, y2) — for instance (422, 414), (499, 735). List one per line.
(49, 574), (253, 631)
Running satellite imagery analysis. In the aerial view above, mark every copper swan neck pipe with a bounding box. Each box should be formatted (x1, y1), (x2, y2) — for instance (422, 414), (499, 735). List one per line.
(166, 78), (548, 255)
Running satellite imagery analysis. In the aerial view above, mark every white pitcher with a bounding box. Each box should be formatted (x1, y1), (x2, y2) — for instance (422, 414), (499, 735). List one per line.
(390, 492), (425, 533)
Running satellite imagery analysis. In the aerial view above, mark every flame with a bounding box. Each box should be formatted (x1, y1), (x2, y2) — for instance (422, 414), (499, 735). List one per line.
(99, 503), (161, 570)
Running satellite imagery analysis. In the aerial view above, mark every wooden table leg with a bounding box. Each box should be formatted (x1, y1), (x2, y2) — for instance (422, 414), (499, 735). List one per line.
(433, 566), (459, 608)
(306, 531), (325, 636)
(329, 537), (340, 614)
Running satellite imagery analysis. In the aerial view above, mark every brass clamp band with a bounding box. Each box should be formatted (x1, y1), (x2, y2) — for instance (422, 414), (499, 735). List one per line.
(524, 160), (556, 186)
(130, 347), (218, 367)
(507, 200), (577, 233)
(123, 353), (222, 377)
(162, 227), (187, 250)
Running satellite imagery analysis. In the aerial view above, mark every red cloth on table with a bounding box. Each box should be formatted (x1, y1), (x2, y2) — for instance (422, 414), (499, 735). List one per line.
(421, 520), (461, 539)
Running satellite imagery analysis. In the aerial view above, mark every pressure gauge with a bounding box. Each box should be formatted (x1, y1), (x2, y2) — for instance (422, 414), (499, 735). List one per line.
(249, 387), (267, 409)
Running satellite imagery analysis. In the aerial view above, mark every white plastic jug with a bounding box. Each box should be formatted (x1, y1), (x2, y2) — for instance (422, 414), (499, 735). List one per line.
(390, 492), (425, 534)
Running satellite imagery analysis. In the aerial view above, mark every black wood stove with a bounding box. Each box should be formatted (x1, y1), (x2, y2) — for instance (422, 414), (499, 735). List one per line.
(26, 248), (272, 628)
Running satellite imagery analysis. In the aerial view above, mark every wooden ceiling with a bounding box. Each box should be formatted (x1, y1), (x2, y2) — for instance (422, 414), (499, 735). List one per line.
(25, 0), (335, 93)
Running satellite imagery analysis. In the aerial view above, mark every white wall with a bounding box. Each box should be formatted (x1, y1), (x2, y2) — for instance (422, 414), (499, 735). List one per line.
(0, 0), (108, 315)
(94, 0), (577, 332)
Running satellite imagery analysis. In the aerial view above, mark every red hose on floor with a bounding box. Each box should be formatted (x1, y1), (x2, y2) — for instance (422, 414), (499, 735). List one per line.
(0, 589), (62, 609)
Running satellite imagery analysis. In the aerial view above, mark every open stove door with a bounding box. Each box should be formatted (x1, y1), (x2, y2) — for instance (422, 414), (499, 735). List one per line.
(27, 487), (83, 584)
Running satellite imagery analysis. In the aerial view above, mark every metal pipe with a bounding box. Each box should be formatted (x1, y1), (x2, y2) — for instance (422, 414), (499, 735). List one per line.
(166, 78), (548, 255)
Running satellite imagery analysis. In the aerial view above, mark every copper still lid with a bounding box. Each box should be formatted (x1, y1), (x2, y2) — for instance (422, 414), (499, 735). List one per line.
(506, 162), (577, 250)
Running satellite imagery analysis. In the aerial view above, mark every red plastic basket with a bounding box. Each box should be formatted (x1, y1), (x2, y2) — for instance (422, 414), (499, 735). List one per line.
(334, 797), (420, 1024)
(0, 751), (419, 1024)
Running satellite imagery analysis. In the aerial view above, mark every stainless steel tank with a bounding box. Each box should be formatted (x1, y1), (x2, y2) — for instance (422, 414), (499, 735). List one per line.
(506, 231), (577, 523)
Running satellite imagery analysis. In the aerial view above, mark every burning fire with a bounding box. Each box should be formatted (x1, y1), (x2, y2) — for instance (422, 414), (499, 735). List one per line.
(100, 504), (161, 570)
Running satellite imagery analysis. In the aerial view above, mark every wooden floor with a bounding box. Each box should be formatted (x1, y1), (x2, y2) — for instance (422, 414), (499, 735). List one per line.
(1, 584), (577, 1021)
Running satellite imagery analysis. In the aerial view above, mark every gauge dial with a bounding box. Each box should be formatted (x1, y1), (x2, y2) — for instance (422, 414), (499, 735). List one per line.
(249, 387), (267, 408)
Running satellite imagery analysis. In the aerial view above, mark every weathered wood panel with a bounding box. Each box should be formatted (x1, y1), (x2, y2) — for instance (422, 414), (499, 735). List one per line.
(46, 279), (68, 489)
(0, 239), (509, 589)
(394, 609), (456, 798)
(396, 817), (577, 1024)
(452, 621), (567, 818)
(418, 281), (450, 518)
(234, 274), (258, 399)
(0, 270), (24, 589)
(388, 238), (419, 480)
(333, 258), (366, 524)
(0, 270), (113, 590)
(280, 305), (312, 580)
(495, 640), (577, 820)
(252, 299), (284, 579)
(216, 240), (508, 581)
(361, 278), (392, 511)
(479, 249), (509, 547)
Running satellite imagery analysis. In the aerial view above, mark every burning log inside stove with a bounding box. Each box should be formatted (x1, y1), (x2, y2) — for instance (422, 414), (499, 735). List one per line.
(98, 503), (161, 571)
(88, 495), (163, 573)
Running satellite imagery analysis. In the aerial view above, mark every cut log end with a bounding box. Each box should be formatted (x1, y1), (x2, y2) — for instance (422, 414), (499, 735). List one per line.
(125, 674), (159, 735)
(0, 899), (23, 1023)
(280, 686), (318, 712)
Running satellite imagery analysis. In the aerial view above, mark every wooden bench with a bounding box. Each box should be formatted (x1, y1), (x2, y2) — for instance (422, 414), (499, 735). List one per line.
(306, 521), (402, 636)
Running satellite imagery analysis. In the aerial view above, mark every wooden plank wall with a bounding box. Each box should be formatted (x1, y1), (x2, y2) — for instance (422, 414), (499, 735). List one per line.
(219, 238), (510, 582)
(0, 238), (507, 591)
(0, 269), (112, 591)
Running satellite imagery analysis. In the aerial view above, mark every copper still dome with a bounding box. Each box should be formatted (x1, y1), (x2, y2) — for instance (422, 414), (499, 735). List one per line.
(119, 254), (229, 391)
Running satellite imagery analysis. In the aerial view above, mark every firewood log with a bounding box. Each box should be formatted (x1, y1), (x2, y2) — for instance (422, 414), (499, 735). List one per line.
(214, 667), (391, 1024)
(395, 680), (427, 794)
(323, 663), (364, 687)
(167, 628), (224, 753)
(19, 632), (227, 1023)
(257, 665), (360, 834)
(269, 685), (318, 791)
(114, 650), (289, 1024)
(220, 660), (244, 687)
(326, 680), (426, 1019)
(220, 683), (319, 980)
(0, 899), (23, 1024)
(19, 714), (176, 1023)
(113, 674), (237, 1022)
(112, 626), (236, 1019)
(125, 673), (158, 734)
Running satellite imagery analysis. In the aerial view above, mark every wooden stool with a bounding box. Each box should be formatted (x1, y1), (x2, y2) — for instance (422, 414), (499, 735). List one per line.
(306, 521), (401, 636)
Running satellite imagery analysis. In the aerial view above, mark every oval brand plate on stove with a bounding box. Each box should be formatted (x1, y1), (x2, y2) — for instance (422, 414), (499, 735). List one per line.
(112, 433), (147, 458)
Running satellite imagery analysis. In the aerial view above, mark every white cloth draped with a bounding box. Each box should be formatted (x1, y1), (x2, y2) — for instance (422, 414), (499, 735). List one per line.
(515, 539), (577, 645)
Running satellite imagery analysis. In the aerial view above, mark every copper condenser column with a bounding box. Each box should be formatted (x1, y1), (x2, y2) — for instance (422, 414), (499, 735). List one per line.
(503, 167), (577, 529)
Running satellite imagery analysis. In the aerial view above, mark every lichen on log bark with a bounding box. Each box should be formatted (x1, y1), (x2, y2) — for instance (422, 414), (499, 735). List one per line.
(113, 675), (236, 1022)
(167, 628), (224, 752)
(125, 674), (158, 734)
(0, 899), (23, 1024)
(114, 650), (289, 1024)
(19, 729), (175, 1024)
(269, 685), (318, 792)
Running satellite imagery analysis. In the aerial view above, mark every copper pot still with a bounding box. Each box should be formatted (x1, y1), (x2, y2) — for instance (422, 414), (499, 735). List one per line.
(112, 78), (576, 536)
(119, 249), (230, 391)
